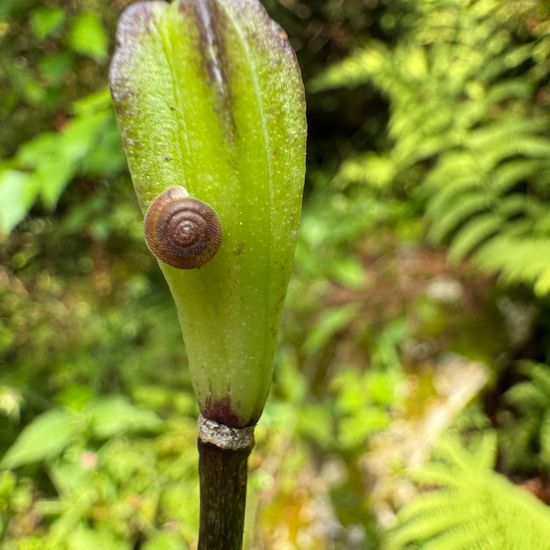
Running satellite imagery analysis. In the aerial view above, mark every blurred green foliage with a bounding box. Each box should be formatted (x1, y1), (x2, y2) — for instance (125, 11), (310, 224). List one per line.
(312, 0), (550, 295)
(499, 362), (550, 475)
(1, 0), (550, 548)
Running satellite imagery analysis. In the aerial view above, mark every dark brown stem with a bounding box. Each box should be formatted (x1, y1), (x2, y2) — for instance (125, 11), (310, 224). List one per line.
(197, 438), (253, 550)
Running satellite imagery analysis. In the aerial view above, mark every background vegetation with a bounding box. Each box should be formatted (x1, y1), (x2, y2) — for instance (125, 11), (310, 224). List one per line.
(1, 0), (550, 548)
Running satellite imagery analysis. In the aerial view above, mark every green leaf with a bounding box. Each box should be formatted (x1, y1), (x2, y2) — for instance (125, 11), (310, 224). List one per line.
(1, 410), (74, 468)
(110, 0), (306, 427)
(143, 532), (188, 550)
(0, 90), (119, 234)
(448, 213), (502, 262)
(85, 397), (162, 439)
(38, 52), (73, 84)
(304, 304), (359, 355)
(0, 169), (40, 234)
(31, 7), (66, 39)
(39, 110), (112, 208)
(68, 13), (108, 62)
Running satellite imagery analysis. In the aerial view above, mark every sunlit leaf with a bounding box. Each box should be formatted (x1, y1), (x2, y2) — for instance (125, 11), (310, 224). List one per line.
(69, 13), (108, 62)
(30, 7), (66, 39)
(0, 169), (40, 234)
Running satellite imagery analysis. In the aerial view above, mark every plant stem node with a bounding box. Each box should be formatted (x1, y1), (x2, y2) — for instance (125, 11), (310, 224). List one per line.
(198, 414), (255, 450)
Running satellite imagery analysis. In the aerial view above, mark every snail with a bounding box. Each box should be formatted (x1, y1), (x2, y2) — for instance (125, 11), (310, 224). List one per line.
(144, 186), (222, 269)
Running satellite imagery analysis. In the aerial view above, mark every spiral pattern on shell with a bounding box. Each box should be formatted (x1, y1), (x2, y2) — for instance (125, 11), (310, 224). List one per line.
(144, 186), (222, 269)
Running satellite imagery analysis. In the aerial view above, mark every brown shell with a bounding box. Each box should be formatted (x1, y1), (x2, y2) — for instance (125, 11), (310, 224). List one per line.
(144, 186), (222, 269)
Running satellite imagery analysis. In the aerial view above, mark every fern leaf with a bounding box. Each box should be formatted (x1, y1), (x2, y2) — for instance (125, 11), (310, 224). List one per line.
(496, 194), (529, 218)
(501, 362), (550, 474)
(476, 238), (550, 295)
(425, 153), (481, 189)
(468, 119), (546, 152)
(426, 176), (480, 219)
(396, 491), (480, 524)
(429, 193), (491, 242)
(388, 436), (550, 550)
(484, 78), (535, 105)
(312, 0), (550, 301)
(485, 137), (550, 169)
(308, 45), (387, 92)
(525, 363), (550, 400)
(505, 381), (549, 410)
(491, 159), (543, 196)
(421, 525), (497, 550)
(337, 152), (396, 188)
(471, 431), (498, 469)
(448, 214), (502, 261)
(411, 463), (465, 488)
(388, 504), (483, 550)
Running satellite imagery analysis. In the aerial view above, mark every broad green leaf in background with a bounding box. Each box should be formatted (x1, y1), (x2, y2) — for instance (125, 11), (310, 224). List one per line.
(68, 13), (108, 62)
(1, 410), (74, 468)
(85, 396), (162, 439)
(0, 89), (123, 235)
(110, 0), (306, 427)
(304, 304), (360, 355)
(0, 170), (39, 234)
(30, 7), (66, 39)
(38, 52), (73, 85)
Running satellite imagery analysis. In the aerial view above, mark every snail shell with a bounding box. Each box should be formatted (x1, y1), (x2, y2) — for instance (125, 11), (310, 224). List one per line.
(144, 186), (222, 269)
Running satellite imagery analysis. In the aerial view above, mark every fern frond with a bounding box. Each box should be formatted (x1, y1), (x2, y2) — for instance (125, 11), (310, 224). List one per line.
(337, 152), (396, 188)
(471, 431), (499, 469)
(428, 193), (491, 243)
(396, 491), (482, 525)
(308, 45), (387, 92)
(468, 119), (547, 153)
(421, 524), (498, 550)
(484, 78), (535, 105)
(506, 381), (549, 410)
(311, 0), (550, 298)
(389, 505), (483, 550)
(448, 214), (502, 261)
(410, 463), (467, 488)
(491, 159), (543, 196)
(484, 137), (550, 169)
(426, 176), (480, 218)
(497, 194), (529, 218)
(475, 238), (550, 295)
(425, 153), (481, 189)
(522, 362), (550, 400)
(387, 435), (550, 550)
(500, 362), (550, 473)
